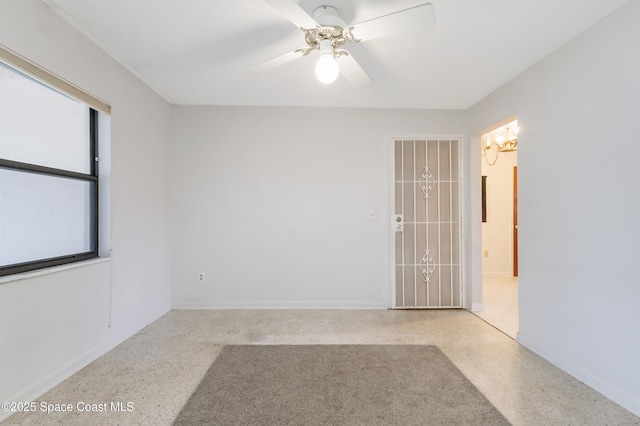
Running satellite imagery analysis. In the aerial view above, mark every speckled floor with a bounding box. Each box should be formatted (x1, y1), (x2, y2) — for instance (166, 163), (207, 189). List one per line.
(3, 310), (639, 425)
(474, 276), (519, 338)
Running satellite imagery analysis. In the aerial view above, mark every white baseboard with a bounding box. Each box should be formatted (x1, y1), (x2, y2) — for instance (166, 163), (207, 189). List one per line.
(517, 332), (640, 417)
(0, 305), (170, 423)
(171, 300), (389, 310)
(470, 303), (485, 312)
(482, 273), (514, 278)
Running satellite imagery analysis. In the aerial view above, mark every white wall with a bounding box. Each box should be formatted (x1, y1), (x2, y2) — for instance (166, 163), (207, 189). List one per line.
(0, 1), (172, 419)
(170, 106), (467, 308)
(481, 150), (517, 276)
(469, 0), (640, 416)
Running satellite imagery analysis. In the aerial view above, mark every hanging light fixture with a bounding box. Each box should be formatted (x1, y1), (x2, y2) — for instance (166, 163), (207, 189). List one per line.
(315, 39), (339, 84)
(482, 122), (518, 166)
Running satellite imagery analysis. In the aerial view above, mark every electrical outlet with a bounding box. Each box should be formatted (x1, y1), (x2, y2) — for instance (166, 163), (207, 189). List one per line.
(198, 272), (205, 282)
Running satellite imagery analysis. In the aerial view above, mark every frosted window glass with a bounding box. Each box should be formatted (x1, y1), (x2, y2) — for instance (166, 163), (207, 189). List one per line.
(0, 63), (90, 174)
(0, 169), (93, 266)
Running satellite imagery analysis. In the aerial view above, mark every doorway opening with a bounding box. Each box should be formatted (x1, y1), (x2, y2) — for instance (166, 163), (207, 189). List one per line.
(475, 120), (519, 337)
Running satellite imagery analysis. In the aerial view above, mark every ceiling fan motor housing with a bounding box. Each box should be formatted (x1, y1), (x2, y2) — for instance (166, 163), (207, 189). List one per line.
(304, 6), (350, 51)
(312, 6), (346, 28)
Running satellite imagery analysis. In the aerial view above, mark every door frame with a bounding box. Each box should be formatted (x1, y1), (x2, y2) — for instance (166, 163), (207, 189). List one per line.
(513, 166), (518, 277)
(387, 135), (465, 309)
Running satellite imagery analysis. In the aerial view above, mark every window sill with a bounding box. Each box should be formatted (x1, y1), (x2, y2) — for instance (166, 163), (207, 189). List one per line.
(0, 257), (111, 285)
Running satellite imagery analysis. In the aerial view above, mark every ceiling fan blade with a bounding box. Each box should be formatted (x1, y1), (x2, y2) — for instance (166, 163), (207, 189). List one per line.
(252, 49), (307, 73)
(263, 0), (318, 29)
(338, 54), (371, 88)
(348, 3), (435, 43)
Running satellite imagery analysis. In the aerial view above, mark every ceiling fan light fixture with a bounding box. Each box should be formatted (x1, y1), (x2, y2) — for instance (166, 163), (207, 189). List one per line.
(315, 39), (339, 84)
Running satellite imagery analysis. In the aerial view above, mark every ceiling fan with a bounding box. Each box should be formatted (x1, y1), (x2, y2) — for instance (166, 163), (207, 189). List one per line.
(257, 1), (436, 86)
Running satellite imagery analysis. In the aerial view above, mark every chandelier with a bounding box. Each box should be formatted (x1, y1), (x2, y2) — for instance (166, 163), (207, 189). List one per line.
(482, 122), (518, 166)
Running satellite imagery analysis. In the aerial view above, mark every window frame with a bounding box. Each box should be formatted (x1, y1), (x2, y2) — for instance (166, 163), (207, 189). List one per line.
(0, 45), (110, 278)
(0, 97), (99, 277)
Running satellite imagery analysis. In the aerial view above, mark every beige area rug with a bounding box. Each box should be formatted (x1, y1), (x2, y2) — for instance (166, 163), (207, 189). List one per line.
(173, 345), (510, 425)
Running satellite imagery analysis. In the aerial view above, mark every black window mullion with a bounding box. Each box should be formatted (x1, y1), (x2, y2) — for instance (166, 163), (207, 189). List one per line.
(0, 158), (97, 183)
(90, 108), (98, 176)
(89, 108), (99, 253)
(0, 252), (98, 277)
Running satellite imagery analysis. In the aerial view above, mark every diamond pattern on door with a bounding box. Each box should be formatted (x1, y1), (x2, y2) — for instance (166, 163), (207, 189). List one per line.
(394, 139), (462, 308)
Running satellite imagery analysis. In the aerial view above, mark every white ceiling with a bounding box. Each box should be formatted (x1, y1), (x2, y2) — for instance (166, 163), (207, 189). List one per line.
(41, 0), (629, 109)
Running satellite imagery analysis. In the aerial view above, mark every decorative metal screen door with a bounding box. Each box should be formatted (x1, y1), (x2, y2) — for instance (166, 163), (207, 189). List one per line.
(393, 139), (462, 308)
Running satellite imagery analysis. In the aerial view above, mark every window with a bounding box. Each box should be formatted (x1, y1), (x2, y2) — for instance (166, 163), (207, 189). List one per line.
(0, 59), (100, 276)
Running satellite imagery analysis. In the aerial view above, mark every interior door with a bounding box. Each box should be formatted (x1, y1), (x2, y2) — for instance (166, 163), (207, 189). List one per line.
(393, 139), (462, 308)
